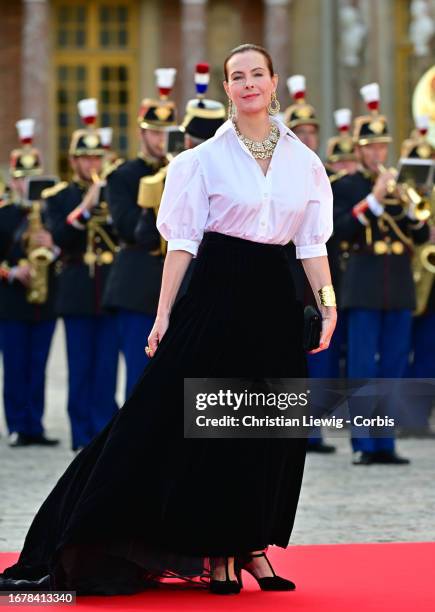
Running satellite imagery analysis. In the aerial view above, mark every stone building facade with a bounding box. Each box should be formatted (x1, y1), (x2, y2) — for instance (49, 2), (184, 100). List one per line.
(0, 0), (434, 178)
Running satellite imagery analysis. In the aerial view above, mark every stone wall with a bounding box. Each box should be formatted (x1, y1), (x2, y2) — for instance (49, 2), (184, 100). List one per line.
(0, 2), (23, 172)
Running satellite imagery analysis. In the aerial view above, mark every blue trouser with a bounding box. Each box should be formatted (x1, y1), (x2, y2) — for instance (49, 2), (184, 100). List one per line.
(398, 312), (435, 429)
(307, 312), (347, 443)
(2, 319), (56, 436)
(347, 308), (412, 453)
(116, 309), (155, 399)
(64, 315), (119, 449)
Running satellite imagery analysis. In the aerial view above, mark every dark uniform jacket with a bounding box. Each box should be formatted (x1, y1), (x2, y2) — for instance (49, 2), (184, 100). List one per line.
(134, 207), (194, 302)
(322, 167), (359, 310)
(44, 181), (117, 317)
(103, 157), (164, 315)
(285, 167), (348, 306)
(333, 170), (429, 310)
(426, 286), (435, 313)
(0, 200), (57, 322)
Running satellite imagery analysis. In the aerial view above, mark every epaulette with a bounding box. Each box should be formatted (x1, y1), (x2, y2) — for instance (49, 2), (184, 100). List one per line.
(102, 158), (125, 179)
(41, 181), (68, 199)
(329, 169), (349, 184)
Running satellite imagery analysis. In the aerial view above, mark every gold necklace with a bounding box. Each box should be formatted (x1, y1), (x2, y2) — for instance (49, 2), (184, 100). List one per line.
(232, 120), (279, 159)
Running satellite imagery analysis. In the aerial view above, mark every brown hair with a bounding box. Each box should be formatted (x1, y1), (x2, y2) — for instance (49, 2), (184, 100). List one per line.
(223, 43), (275, 81)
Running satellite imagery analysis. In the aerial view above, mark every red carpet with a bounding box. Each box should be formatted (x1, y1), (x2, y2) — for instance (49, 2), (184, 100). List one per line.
(1, 542), (434, 611)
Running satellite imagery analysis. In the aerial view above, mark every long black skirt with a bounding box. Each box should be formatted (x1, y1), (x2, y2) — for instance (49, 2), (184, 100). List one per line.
(1, 232), (308, 595)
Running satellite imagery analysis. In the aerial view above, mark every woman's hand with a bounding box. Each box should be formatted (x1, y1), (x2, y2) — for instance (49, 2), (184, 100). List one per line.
(308, 306), (337, 354)
(145, 312), (170, 358)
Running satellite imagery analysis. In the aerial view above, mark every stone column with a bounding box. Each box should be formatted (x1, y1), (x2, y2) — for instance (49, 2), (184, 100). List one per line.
(366, 0), (397, 159)
(180, 0), (208, 108)
(21, 0), (51, 172)
(320, 0), (336, 153)
(263, 0), (291, 104)
(337, 0), (368, 120)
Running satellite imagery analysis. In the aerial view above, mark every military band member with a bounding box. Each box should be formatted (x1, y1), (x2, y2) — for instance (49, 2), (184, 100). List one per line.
(136, 63), (226, 294)
(0, 119), (59, 447)
(181, 63), (227, 147)
(104, 69), (176, 398)
(98, 127), (123, 174)
(308, 109), (359, 379)
(284, 75), (336, 453)
(333, 83), (430, 464)
(284, 75), (320, 305)
(44, 99), (119, 453)
(399, 115), (435, 436)
(325, 109), (359, 179)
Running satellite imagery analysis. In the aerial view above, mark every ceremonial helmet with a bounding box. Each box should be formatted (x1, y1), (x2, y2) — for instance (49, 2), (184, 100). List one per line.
(98, 127), (113, 151)
(284, 75), (319, 130)
(138, 68), (177, 130)
(326, 108), (357, 163)
(69, 99), (105, 157)
(181, 63), (226, 141)
(400, 115), (434, 159)
(98, 127), (121, 173)
(353, 83), (392, 145)
(10, 119), (43, 178)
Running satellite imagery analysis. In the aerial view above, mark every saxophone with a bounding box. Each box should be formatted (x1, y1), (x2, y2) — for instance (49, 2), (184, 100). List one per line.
(413, 186), (435, 316)
(24, 201), (55, 304)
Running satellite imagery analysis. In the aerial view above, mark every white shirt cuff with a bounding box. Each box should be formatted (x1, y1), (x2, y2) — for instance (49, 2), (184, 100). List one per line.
(296, 243), (328, 259)
(366, 193), (384, 216)
(167, 238), (199, 256)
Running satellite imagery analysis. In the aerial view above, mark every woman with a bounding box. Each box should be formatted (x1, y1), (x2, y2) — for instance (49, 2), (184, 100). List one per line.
(0, 44), (336, 596)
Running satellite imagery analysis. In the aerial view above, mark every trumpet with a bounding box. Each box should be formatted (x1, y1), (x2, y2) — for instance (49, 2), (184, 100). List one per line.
(83, 170), (118, 276)
(91, 170), (107, 185)
(89, 170), (109, 214)
(377, 163), (431, 222)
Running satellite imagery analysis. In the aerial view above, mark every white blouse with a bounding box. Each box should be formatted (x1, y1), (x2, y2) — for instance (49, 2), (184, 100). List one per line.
(156, 117), (333, 259)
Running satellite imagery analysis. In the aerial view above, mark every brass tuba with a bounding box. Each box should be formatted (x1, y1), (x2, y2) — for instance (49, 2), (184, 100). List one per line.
(24, 201), (55, 304)
(413, 186), (435, 316)
(137, 165), (169, 256)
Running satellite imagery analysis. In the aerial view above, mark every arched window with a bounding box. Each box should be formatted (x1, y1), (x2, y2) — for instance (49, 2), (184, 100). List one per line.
(53, 0), (139, 177)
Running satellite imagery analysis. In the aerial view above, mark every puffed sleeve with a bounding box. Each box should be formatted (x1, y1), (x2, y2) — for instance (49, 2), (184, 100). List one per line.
(156, 149), (209, 257)
(293, 155), (333, 259)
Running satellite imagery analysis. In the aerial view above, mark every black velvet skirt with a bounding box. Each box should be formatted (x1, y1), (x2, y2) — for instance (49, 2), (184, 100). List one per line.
(0, 232), (308, 595)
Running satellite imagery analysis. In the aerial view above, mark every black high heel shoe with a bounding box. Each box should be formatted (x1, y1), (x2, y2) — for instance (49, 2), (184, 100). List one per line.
(209, 557), (241, 595)
(235, 550), (296, 591)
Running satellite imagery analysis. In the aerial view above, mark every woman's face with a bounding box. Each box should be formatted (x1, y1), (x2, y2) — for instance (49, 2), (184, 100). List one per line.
(224, 50), (277, 117)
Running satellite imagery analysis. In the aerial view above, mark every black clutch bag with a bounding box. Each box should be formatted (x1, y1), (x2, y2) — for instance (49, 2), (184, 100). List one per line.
(303, 305), (322, 351)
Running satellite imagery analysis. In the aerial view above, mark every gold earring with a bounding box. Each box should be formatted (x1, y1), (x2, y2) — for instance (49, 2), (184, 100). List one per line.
(268, 91), (280, 115)
(227, 97), (235, 120)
